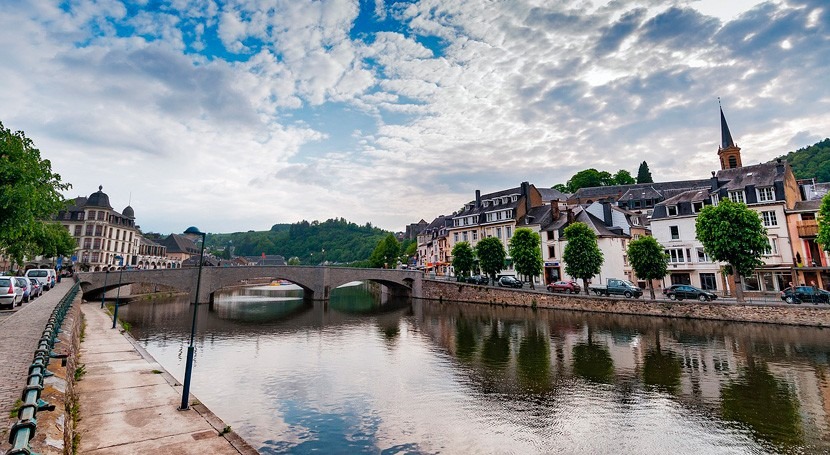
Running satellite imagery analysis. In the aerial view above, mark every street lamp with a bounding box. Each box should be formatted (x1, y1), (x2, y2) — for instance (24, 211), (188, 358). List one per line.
(100, 268), (110, 308)
(111, 255), (125, 329)
(180, 226), (206, 411)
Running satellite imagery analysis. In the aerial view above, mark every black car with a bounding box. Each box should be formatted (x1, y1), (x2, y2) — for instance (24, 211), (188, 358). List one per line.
(780, 286), (830, 304)
(466, 275), (489, 285)
(497, 276), (523, 288)
(664, 284), (717, 302)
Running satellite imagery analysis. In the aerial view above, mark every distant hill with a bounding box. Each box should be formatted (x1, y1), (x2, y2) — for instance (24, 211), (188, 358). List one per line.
(776, 138), (830, 182)
(208, 218), (389, 265)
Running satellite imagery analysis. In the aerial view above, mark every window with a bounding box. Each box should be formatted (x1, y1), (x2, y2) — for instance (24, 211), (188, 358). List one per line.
(670, 226), (679, 240)
(758, 187), (775, 202)
(454, 233), (459, 242)
(667, 248), (686, 263)
(547, 231), (555, 240)
(696, 247), (711, 263)
(511, 195), (518, 202)
(729, 191), (745, 203)
(95, 226), (103, 236)
(763, 237), (778, 256)
(633, 200), (641, 208)
(692, 201), (704, 212)
(74, 225), (82, 236)
(83, 239), (92, 249)
(77, 212), (84, 221)
(728, 156), (738, 168)
(506, 227), (512, 238)
(85, 225), (93, 236)
(700, 273), (717, 290)
(761, 211), (778, 227)
(496, 227), (502, 239)
(711, 194), (719, 206)
(462, 232), (468, 241)
(548, 246), (555, 258)
(97, 211), (105, 220)
(667, 206), (678, 216)
(93, 239), (101, 249)
(472, 231), (478, 241)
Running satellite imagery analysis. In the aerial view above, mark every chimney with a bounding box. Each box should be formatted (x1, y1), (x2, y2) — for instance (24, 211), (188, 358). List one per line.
(551, 200), (560, 219)
(475, 190), (481, 209)
(521, 181), (531, 213)
(710, 171), (718, 191)
(776, 158), (785, 174)
(601, 200), (613, 227)
(566, 207), (574, 223)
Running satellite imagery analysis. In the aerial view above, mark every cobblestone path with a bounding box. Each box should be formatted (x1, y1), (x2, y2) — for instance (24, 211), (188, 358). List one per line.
(0, 280), (74, 450)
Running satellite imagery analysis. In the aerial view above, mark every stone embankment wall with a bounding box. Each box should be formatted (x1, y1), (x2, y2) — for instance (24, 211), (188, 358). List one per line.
(422, 280), (830, 327)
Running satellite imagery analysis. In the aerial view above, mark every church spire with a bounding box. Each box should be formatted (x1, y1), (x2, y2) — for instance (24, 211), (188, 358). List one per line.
(717, 99), (742, 170)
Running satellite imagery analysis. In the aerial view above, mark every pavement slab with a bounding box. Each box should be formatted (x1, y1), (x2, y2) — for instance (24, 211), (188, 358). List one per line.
(77, 303), (256, 454)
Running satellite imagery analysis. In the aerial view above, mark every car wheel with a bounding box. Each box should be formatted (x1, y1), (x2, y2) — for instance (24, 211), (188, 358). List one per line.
(624, 291), (632, 298)
(784, 296), (795, 304)
(669, 294), (677, 300)
(698, 294), (708, 302)
(566, 288), (573, 294)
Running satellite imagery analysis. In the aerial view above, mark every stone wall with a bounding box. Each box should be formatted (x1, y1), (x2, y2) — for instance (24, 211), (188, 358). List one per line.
(422, 280), (830, 327)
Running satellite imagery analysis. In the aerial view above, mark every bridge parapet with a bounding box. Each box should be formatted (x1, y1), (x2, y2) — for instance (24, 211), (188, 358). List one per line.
(78, 266), (422, 303)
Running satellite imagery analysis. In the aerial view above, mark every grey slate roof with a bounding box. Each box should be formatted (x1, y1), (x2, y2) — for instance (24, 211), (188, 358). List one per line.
(720, 106), (736, 149)
(715, 161), (784, 191)
(659, 187), (711, 205)
(538, 187), (569, 201)
(162, 234), (199, 254)
(569, 179), (713, 201)
(792, 200), (822, 212)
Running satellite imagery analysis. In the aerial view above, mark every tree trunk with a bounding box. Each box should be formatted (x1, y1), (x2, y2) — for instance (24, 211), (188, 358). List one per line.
(730, 267), (744, 303)
(583, 278), (590, 295)
(649, 281), (656, 300)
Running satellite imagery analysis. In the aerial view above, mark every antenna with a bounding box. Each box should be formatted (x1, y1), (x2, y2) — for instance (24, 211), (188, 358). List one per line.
(128, 192), (132, 205)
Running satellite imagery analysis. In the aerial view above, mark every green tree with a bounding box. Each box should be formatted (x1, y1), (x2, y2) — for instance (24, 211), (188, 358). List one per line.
(612, 169), (635, 185)
(287, 256), (301, 265)
(626, 235), (668, 299)
(566, 169), (606, 192)
(636, 161), (653, 183)
(451, 241), (475, 279)
(368, 233), (400, 268)
(475, 237), (506, 283)
(0, 122), (71, 262)
(562, 222), (604, 294)
(817, 193), (830, 252)
(509, 228), (543, 289)
(552, 183), (570, 193)
(695, 199), (768, 302)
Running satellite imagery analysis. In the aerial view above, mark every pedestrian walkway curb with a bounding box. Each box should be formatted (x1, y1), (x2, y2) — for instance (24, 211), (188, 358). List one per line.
(76, 303), (258, 454)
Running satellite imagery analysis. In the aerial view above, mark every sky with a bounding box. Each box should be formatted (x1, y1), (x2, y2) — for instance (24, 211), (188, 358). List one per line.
(1, 0), (828, 234)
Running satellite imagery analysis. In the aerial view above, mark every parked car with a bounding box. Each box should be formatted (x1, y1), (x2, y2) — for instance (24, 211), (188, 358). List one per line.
(663, 284), (717, 302)
(780, 286), (830, 304)
(0, 277), (18, 309)
(14, 277), (32, 304)
(25, 269), (53, 291)
(547, 280), (581, 294)
(589, 278), (642, 298)
(466, 275), (490, 285)
(497, 276), (523, 288)
(28, 278), (43, 299)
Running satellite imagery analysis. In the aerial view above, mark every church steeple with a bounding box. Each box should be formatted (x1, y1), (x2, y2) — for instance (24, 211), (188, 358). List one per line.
(717, 100), (742, 170)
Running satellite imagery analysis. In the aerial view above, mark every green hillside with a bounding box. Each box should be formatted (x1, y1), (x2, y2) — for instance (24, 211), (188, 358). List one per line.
(208, 218), (390, 265)
(777, 138), (830, 181)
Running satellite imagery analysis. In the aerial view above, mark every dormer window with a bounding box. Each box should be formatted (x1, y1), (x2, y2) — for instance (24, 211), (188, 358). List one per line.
(758, 187), (775, 202)
(692, 201), (704, 212)
(511, 195), (518, 202)
(728, 191), (745, 204)
(711, 194), (719, 206)
(483, 201), (490, 207)
(667, 205), (678, 216)
(502, 197), (508, 204)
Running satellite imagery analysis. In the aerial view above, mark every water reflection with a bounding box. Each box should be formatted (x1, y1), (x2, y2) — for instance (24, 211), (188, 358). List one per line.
(117, 285), (830, 454)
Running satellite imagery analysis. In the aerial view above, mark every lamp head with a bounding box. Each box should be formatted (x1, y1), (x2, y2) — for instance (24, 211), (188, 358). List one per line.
(183, 226), (206, 241)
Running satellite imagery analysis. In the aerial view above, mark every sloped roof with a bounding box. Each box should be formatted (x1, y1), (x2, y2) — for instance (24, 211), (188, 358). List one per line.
(570, 179), (712, 200)
(517, 205), (552, 227)
(659, 187), (711, 205)
(792, 200), (822, 212)
(538, 187), (569, 201)
(162, 234), (198, 254)
(715, 161), (784, 190)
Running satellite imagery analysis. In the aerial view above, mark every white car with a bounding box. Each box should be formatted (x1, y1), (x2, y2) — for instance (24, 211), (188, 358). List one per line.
(25, 269), (55, 291)
(0, 277), (18, 309)
(14, 277), (31, 303)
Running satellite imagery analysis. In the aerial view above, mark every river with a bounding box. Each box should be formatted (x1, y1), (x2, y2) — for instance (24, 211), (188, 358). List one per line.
(117, 283), (830, 454)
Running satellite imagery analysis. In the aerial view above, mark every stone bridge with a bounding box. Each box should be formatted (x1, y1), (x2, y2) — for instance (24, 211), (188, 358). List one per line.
(77, 266), (423, 303)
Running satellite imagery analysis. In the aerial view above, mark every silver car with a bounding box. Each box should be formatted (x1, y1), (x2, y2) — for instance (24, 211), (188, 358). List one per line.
(0, 277), (18, 309)
(15, 277), (32, 303)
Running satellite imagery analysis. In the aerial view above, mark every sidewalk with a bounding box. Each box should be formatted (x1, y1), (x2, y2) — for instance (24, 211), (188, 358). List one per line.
(77, 302), (257, 454)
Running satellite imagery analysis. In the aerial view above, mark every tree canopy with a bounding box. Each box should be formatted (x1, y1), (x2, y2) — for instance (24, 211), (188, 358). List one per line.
(695, 199), (768, 302)
(636, 161), (654, 183)
(562, 222), (604, 294)
(509, 228), (543, 288)
(0, 122), (73, 267)
(475, 237), (506, 282)
(776, 138), (830, 181)
(451, 241), (475, 278)
(368, 233), (401, 268)
(626, 235), (668, 299)
(817, 193), (830, 252)
(554, 167), (638, 193)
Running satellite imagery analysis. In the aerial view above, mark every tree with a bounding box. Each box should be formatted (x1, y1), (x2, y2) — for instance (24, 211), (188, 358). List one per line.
(626, 235), (668, 299)
(567, 169), (606, 192)
(451, 241), (475, 279)
(509, 228), (543, 289)
(613, 170), (635, 185)
(0, 122), (71, 261)
(368, 234), (400, 268)
(552, 183), (570, 194)
(636, 161), (653, 183)
(817, 193), (830, 252)
(562, 222), (604, 294)
(695, 199), (768, 302)
(287, 256), (301, 265)
(475, 237), (506, 283)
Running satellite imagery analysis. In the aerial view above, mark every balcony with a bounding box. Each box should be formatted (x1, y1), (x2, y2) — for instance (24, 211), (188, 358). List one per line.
(797, 220), (818, 238)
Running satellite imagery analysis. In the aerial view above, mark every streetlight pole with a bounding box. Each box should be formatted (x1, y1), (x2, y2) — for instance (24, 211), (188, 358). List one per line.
(180, 226), (206, 411)
(112, 255), (124, 329)
(100, 269), (110, 308)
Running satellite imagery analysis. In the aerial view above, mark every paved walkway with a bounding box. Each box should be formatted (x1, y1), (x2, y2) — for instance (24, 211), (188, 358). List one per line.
(0, 279), (74, 449)
(77, 302), (256, 454)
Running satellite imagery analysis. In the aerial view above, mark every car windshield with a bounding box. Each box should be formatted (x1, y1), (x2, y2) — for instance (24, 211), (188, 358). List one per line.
(29, 270), (47, 277)
(0, 278), (11, 286)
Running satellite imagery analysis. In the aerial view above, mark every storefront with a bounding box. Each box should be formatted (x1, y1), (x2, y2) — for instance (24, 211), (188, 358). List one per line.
(544, 261), (561, 284)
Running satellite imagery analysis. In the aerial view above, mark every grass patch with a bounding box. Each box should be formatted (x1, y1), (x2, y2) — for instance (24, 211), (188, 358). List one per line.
(191, 399), (201, 406)
(151, 369), (163, 374)
(79, 317), (86, 342)
(119, 321), (131, 332)
(71, 432), (81, 454)
(73, 364), (87, 382)
(219, 425), (231, 435)
(9, 399), (22, 418)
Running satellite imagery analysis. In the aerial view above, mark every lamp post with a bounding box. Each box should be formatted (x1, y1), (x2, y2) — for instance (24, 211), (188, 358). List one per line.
(100, 269), (110, 308)
(111, 255), (125, 329)
(180, 226), (206, 411)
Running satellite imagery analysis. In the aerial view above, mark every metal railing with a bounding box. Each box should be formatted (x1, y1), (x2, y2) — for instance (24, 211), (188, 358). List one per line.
(6, 282), (79, 455)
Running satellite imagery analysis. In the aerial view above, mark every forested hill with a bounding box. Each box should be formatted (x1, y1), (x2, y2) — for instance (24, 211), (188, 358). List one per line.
(208, 218), (389, 265)
(776, 138), (830, 181)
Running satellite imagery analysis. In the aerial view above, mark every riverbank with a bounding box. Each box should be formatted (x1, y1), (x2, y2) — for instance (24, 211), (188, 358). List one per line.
(76, 303), (258, 453)
(423, 279), (830, 327)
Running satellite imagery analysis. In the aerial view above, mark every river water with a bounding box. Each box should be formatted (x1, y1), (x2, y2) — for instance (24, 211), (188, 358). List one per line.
(117, 283), (830, 454)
